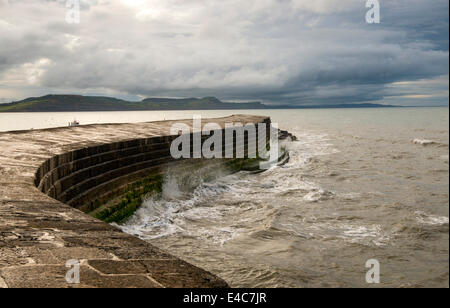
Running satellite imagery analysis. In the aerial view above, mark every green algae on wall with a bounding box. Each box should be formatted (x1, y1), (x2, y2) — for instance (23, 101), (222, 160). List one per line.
(92, 173), (164, 223)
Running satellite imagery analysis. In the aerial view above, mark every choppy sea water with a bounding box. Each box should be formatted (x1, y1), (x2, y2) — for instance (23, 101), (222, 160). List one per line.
(2, 107), (448, 287)
(117, 107), (449, 288)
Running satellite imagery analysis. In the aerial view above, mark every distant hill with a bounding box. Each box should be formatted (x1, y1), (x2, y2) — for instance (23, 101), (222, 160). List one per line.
(0, 94), (398, 112)
(140, 96), (265, 110)
(0, 95), (265, 112)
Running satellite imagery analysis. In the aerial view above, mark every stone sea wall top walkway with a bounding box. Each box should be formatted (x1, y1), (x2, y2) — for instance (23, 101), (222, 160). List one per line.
(0, 115), (268, 288)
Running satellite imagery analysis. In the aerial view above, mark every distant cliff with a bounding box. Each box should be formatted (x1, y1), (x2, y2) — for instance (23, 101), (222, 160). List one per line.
(0, 94), (397, 112)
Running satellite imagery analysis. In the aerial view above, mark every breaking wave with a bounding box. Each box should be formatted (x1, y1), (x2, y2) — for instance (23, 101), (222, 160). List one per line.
(413, 138), (448, 148)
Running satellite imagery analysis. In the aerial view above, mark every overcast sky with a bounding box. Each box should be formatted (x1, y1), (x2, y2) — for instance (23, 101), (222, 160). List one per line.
(0, 0), (448, 106)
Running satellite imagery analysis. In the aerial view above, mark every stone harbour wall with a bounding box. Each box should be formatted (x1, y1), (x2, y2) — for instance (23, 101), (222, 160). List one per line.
(0, 115), (270, 288)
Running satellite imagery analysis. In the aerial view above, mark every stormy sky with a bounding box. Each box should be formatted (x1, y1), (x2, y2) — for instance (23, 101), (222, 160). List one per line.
(0, 0), (448, 106)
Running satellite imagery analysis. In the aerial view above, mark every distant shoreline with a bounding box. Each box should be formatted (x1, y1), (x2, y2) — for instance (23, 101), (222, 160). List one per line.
(2, 105), (449, 113)
(0, 106), (406, 113)
(0, 94), (410, 113)
(2, 106), (449, 113)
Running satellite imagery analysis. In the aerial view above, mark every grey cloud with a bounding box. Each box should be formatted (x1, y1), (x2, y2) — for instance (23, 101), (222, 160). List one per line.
(0, 0), (448, 105)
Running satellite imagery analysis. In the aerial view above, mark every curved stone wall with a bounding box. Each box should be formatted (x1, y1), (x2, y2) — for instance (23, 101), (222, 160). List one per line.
(36, 136), (176, 210)
(0, 115), (270, 288)
(35, 117), (270, 221)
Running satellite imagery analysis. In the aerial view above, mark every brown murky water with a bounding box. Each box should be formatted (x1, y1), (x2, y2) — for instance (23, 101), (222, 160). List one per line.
(113, 107), (449, 288)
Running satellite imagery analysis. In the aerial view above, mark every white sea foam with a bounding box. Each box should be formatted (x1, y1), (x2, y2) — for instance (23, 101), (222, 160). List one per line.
(115, 173), (243, 243)
(303, 189), (335, 202)
(282, 131), (337, 168)
(280, 221), (391, 247)
(340, 224), (391, 247)
(415, 211), (449, 226)
(413, 138), (438, 146)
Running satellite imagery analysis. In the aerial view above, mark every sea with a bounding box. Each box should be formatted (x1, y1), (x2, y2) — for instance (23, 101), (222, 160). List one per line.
(1, 107), (448, 287)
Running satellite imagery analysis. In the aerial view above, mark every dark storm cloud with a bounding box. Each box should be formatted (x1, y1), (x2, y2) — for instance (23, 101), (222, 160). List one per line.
(0, 0), (448, 105)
